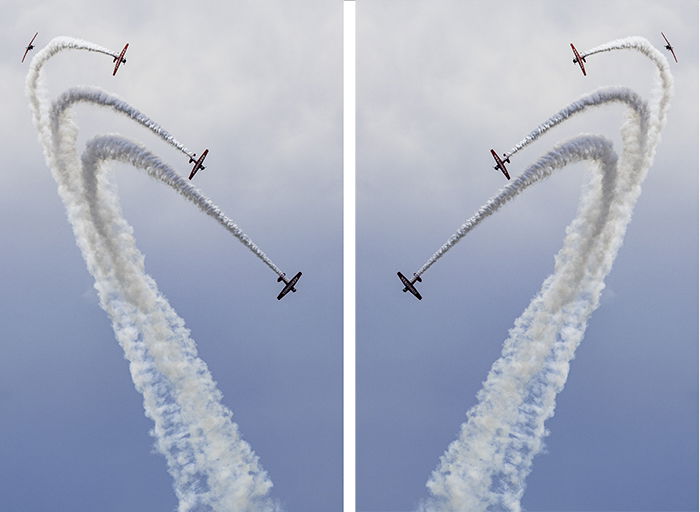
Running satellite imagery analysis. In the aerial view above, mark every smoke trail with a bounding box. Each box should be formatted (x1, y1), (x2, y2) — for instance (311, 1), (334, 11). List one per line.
(419, 37), (672, 511)
(79, 136), (281, 512)
(420, 134), (623, 512)
(581, 36), (673, 141)
(26, 37), (282, 511)
(51, 86), (200, 163)
(416, 87), (648, 278)
(26, 37), (118, 135)
(48, 87), (284, 277)
(504, 87), (648, 159)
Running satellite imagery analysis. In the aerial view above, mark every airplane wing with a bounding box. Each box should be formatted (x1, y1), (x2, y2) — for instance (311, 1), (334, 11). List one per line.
(661, 33), (678, 63)
(21, 32), (38, 63)
(112, 43), (128, 76)
(570, 43), (586, 76)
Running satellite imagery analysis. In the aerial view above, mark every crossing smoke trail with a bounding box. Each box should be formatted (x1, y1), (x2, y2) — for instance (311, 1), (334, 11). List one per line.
(503, 86), (649, 160)
(50, 86), (285, 278)
(418, 37), (672, 512)
(581, 36), (673, 145)
(26, 37), (282, 511)
(78, 136), (280, 512)
(52, 86), (199, 162)
(415, 86), (648, 278)
(26, 37), (117, 132)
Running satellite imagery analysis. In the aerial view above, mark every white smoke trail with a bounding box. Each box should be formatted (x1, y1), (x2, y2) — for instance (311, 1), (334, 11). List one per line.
(52, 86), (200, 164)
(26, 37), (282, 511)
(504, 87), (648, 159)
(420, 134), (623, 512)
(79, 135), (281, 512)
(416, 86), (647, 278)
(26, 37), (118, 136)
(420, 37), (672, 511)
(49, 86), (285, 277)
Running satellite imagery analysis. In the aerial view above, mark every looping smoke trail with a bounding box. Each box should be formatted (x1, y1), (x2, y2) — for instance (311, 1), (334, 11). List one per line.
(79, 135), (281, 512)
(415, 86), (647, 279)
(504, 87), (648, 159)
(419, 36), (671, 512)
(420, 135), (622, 512)
(583, 36), (670, 82)
(416, 135), (619, 279)
(86, 135), (285, 276)
(26, 36), (283, 511)
(26, 37), (118, 132)
(47, 86), (284, 277)
(51, 86), (199, 161)
(581, 36), (673, 137)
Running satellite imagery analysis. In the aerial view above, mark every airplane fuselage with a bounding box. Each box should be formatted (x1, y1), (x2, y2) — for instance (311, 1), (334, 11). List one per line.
(188, 149), (209, 180)
(112, 43), (129, 75)
(570, 43), (587, 76)
(397, 271), (422, 300)
(490, 149), (511, 180)
(277, 271), (302, 300)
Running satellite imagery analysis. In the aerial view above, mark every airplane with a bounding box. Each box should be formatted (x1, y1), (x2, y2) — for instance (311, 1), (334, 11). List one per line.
(490, 149), (511, 180)
(570, 43), (587, 76)
(112, 43), (129, 76)
(397, 271), (422, 300)
(22, 32), (38, 63)
(188, 149), (209, 180)
(277, 271), (302, 300)
(661, 32), (678, 63)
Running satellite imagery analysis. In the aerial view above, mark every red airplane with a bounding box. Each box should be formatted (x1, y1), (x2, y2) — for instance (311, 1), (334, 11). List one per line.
(397, 271), (422, 300)
(112, 43), (128, 75)
(570, 43), (587, 76)
(188, 149), (209, 180)
(661, 32), (678, 63)
(277, 272), (302, 300)
(21, 32), (38, 63)
(490, 149), (511, 180)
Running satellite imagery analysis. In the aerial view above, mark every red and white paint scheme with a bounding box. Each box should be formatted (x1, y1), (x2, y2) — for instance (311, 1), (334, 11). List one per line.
(112, 43), (129, 76)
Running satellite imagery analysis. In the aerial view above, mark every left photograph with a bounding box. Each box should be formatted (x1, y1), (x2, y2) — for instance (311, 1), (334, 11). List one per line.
(1, 2), (342, 511)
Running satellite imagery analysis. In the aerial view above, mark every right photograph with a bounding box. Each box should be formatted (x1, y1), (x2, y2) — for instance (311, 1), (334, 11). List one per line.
(356, 1), (697, 511)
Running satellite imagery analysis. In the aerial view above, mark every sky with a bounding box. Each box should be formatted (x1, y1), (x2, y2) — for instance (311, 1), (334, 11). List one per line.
(1, 2), (698, 512)
(357, 1), (697, 511)
(0, 2), (341, 512)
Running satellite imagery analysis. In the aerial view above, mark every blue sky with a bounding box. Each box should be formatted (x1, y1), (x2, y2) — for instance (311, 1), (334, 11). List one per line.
(357, 1), (697, 511)
(1, 1), (340, 511)
(1, 1), (697, 512)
